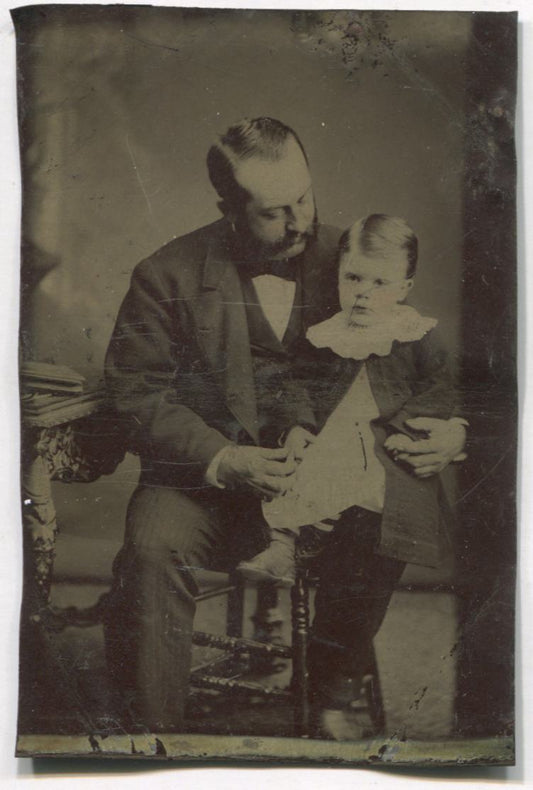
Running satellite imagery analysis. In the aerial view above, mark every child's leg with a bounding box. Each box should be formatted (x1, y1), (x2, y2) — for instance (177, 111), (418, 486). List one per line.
(308, 507), (405, 737)
(236, 527), (297, 586)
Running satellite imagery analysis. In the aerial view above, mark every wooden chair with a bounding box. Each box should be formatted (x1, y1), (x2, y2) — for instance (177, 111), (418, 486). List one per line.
(187, 535), (386, 738)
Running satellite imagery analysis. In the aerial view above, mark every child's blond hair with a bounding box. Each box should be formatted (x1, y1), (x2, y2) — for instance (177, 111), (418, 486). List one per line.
(338, 214), (418, 279)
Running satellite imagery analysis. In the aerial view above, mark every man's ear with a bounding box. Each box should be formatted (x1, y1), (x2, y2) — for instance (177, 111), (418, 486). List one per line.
(217, 200), (237, 225)
(405, 278), (414, 292)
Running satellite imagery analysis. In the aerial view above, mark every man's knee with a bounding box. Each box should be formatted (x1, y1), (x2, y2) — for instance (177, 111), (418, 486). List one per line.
(124, 485), (218, 566)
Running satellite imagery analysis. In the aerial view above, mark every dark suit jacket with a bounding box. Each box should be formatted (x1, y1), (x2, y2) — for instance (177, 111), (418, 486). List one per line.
(281, 332), (457, 567)
(105, 219), (341, 490)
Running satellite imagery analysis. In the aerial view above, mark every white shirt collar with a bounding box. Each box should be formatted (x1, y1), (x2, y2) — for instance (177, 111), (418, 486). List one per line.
(251, 274), (296, 343)
(306, 305), (437, 360)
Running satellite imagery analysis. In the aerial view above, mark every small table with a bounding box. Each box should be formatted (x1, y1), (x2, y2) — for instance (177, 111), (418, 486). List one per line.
(21, 388), (127, 614)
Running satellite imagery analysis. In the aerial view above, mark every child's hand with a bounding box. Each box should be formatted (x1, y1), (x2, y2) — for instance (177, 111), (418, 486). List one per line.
(283, 426), (316, 463)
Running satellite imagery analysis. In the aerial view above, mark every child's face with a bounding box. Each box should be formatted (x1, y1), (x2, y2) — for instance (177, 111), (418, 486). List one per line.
(338, 248), (413, 327)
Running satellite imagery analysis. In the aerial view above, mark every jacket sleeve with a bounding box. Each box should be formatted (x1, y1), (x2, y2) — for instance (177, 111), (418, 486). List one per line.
(386, 327), (460, 437)
(104, 260), (233, 473)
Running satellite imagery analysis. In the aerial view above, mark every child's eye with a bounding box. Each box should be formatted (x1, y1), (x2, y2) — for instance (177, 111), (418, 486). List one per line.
(375, 279), (387, 287)
(346, 274), (361, 282)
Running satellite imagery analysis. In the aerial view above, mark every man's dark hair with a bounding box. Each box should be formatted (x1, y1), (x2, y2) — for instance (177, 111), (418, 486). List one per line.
(338, 214), (418, 279)
(207, 117), (309, 209)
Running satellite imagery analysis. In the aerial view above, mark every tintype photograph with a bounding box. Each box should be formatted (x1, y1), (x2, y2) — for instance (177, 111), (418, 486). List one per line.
(13, 6), (517, 765)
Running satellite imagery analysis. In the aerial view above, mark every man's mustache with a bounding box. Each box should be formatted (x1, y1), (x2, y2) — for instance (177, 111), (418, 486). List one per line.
(234, 211), (319, 257)
(276, 216), (318, 250)
(278, 229), (312, 248)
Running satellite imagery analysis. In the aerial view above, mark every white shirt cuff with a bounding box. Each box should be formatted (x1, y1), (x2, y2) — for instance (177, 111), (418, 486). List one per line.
(205, 446), (233, 488)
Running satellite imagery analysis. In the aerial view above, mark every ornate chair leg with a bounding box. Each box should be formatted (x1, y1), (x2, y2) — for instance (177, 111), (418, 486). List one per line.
(250, 581), (285, 674)
(226, 573), (245, 638)
(291, 575), (310, 737)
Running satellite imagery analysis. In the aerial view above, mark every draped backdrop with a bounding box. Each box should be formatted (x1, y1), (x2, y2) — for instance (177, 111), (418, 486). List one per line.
(15, 7), (468, 375)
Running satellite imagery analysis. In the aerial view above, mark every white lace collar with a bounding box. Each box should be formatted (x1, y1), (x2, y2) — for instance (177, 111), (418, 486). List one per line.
(306, 306), (437, 360)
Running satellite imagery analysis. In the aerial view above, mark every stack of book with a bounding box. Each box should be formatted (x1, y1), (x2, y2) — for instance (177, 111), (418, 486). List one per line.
(21, 362), (107, 428)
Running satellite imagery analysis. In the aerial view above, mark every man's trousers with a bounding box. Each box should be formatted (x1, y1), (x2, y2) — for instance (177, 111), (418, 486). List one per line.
(103, 485), (405, 733)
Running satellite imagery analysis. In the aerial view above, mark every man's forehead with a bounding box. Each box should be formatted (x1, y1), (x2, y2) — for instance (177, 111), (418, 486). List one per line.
(234, 140), (312, 208)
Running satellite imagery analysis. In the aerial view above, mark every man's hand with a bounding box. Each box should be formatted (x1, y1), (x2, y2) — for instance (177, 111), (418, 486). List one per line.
(283, 425), (316, 462)
(384, 417), (467, 478)
(217, 445), (297, 498)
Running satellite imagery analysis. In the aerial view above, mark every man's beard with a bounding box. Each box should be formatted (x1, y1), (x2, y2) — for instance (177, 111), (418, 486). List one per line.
(235, 209), (319, 261)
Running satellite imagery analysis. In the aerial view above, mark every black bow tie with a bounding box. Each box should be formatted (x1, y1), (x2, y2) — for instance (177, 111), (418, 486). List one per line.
(244, 259), (298, 281)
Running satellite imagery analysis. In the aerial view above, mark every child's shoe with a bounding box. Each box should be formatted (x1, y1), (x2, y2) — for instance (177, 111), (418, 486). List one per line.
(311, 707), (369, 741)
(237, 530), (296, 586)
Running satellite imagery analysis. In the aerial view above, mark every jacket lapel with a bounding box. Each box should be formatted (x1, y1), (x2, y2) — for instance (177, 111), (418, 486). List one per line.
(190, 227), (259, 443)
(366, 351), (414, 420)
(366, 355), (396, 416)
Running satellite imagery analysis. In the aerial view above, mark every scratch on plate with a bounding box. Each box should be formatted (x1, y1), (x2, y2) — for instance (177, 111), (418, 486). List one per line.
(455, 447), (512, 505)
(126, 134), (153, 216)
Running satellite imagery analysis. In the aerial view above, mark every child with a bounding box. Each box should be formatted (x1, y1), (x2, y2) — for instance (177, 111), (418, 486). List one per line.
(237, 213), (458, 586)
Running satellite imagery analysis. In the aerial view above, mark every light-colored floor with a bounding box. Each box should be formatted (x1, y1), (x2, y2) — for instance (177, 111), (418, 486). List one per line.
(43, 578), (457, 739)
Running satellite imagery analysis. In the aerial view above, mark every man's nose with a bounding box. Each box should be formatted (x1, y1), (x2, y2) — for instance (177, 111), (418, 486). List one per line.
(286, 204), (309, 233)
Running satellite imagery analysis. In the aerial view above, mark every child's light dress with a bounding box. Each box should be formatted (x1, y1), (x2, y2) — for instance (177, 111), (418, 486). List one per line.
(262, 306), (437, 531)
